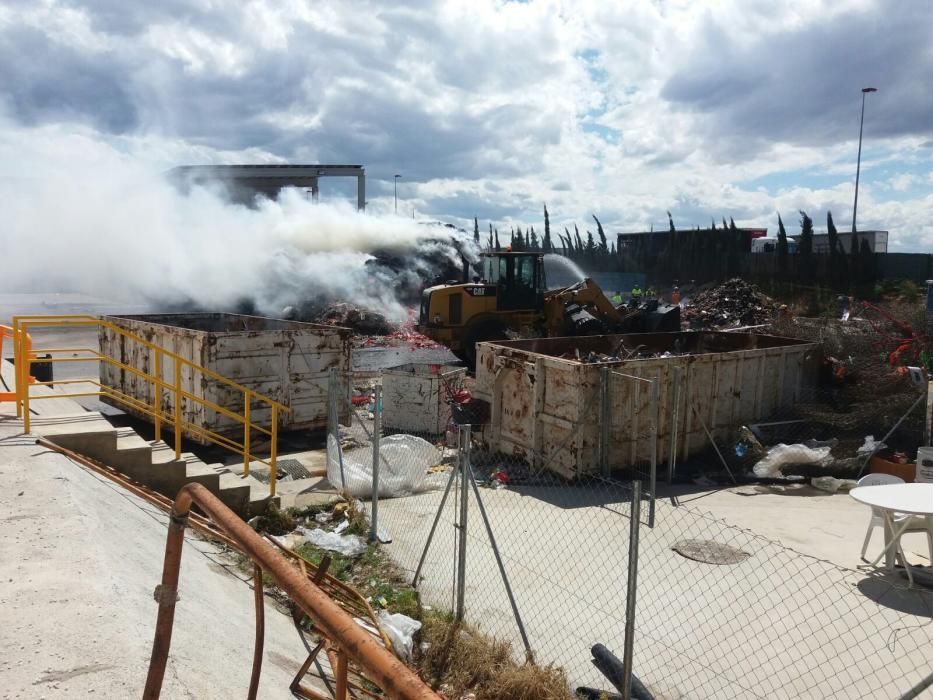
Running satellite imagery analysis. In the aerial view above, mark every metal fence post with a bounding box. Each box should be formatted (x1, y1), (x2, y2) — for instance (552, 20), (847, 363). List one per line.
(370, 385), (382, 543)
(622, 480), (642, 700)
(668, 365), (682, 485)
(455, 425), (471, 621)
(649, 377), (658, 528)
(600, 366), (611, 477)
(328, 367), (346, 489)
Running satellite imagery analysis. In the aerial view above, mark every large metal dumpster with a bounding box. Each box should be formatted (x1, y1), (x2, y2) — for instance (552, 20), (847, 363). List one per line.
(382, 363), (466, 435)
(473, 332), (820, 479)
(99, 313), (351, 442)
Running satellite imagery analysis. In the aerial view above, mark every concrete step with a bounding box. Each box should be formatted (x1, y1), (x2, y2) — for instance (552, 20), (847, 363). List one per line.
(32, 412), (117, 459)
(113, 429), (155, 476)
(216, 472), (251, 511)
(35, 413), (277, 515)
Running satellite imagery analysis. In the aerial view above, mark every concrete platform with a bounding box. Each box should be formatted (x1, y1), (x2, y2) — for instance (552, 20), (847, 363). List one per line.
(377, 479), (933, 698)
(0, 420), (310, 698)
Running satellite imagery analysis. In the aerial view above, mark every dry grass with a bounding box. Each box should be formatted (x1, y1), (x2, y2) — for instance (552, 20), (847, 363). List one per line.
(418, 612), (573, 700)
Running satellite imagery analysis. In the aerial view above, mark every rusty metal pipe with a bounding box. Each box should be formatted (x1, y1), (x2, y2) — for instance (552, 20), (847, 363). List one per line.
(143, 483), (439, 700)
(248, 564), (265, 700)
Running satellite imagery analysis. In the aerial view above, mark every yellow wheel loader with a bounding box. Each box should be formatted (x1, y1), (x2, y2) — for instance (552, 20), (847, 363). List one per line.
(417, 251), (680, 366)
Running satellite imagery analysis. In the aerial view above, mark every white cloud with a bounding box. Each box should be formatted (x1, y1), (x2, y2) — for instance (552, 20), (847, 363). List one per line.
(0, 0), (931, 253)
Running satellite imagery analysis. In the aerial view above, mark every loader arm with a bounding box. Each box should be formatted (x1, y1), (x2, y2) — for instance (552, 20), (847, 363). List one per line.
(543, 278), (633, 334)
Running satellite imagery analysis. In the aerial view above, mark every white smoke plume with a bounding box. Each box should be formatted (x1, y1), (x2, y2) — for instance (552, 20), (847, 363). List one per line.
(0, 122), (472, 322)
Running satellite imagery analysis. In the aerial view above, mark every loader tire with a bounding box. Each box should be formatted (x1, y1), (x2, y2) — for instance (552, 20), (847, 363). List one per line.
(463, 319), (508, 370)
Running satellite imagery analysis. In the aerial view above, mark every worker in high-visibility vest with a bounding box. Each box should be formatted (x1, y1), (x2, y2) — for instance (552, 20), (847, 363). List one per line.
(630, 285), (643, 307)
(646, 287), (657, 300)
(610, 291), (624, 306)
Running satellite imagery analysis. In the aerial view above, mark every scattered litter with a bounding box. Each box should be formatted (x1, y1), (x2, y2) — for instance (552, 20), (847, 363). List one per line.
(269, 532), (306, 551)
(378, 610), (422, 662)
(810, 476), (857, 493)
(327, 433), (442, 498)
(301, 527), (368, 557)
(752, 443), (833, 478)
(857, 435), (886, 455)
(804, 438), (839, 450)
(333, 519), (350, 535)
(314, 511), (332, 524)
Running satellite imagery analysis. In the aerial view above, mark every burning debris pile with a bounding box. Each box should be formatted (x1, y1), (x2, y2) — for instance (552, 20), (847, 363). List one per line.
(313, 302), (392, 335)
(684, 278), (779, 328)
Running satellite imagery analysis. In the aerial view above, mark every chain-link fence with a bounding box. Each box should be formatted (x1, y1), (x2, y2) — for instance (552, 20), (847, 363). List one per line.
(325, 347), (933, 699)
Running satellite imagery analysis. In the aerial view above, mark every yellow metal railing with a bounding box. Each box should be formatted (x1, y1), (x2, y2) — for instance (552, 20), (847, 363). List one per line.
(9, 315), (288, 497)
(0, 325), (36, 403)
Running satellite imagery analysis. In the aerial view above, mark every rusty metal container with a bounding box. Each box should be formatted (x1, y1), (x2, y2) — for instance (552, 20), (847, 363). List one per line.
(382, 363), (466, 435)
(99, 313), (351, 442)
(473, 332), (819, 479)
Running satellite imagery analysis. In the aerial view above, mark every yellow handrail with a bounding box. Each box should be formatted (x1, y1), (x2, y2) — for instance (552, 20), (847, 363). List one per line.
(11, 315), (290, 498)
(0, 325), (35, 408)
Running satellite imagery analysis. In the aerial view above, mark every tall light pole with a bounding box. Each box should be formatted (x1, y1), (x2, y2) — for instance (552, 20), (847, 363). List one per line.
(394, 174), (401, 214)
(852, 86), (877, 233)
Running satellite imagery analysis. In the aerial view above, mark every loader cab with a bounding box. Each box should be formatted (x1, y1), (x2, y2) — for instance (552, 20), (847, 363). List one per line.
(482, 252), (546, 311)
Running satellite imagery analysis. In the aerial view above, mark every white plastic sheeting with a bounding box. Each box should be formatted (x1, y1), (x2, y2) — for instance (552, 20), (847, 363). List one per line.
(752, 443), (833, 478)
(327, 433), (442, 498)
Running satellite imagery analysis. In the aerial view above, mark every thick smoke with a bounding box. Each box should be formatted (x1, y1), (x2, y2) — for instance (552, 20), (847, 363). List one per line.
(0, 124), (474, 322)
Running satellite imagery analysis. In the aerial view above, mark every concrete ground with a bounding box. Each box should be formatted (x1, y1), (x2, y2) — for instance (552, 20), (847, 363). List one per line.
(0, 419), (316, 698)
(377, 478), (933, 699)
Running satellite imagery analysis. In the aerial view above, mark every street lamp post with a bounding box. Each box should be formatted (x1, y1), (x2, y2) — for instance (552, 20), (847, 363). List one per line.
(394, 174), (401, 214)
(852, 86), (877, 233)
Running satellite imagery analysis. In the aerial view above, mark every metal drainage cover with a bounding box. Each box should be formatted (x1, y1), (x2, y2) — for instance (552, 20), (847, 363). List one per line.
(672, 539), (751, 565)
(252, 458), (313, 484)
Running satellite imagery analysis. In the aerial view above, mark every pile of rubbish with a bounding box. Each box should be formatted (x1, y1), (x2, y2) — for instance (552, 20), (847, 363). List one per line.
(353, 309), (441, 349)
(314, 302), (393, 335)
(684, 278), (779, 328)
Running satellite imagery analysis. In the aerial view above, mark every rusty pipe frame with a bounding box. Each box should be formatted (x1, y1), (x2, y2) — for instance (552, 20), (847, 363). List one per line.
(143, 482), (439, 700)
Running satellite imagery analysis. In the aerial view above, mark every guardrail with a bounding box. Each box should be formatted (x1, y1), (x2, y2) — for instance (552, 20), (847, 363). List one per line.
(10, 315), (288, 496)
(144, 482), (439, 700)
(0, 324), (35, 403)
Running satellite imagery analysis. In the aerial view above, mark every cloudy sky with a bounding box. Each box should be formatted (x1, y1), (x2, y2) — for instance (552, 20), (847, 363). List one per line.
(2, 0), (933, 250)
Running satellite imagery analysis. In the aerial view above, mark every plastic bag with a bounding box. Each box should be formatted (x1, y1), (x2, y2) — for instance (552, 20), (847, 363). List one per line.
(857, 435), (885, 455)
(300, 527), (368, 557)
(810, 476), (857, 493)
(327, 433), (442, 498)
(752, 443), (833, 478)
(378, 610), (422, 661)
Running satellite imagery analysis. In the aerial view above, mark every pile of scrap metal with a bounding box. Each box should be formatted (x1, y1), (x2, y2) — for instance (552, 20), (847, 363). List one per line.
(684, 278), (779, 329)
(564, 336), (690, 364)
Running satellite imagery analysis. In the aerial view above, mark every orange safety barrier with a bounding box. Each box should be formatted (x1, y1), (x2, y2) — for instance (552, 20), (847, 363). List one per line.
(0, 325), (35, 404)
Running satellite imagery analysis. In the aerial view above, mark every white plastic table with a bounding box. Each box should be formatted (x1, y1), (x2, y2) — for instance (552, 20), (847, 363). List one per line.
(850, 483), (933, 586)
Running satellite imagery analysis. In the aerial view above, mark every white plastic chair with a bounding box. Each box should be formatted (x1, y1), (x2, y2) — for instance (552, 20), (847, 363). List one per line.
(858, 474), (933, 566)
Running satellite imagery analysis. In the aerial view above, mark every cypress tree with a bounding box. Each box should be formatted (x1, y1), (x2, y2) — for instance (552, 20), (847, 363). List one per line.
(593, 215), (609, 253)
(777, 214), (789, 274)
(798, 211), (814, 258)
(488, 222), (494, 250)
(494, 228), (501, 251)
(543, 205), (552, 253)
(827, 211), (839, 257)
(574, 224), (584, 255)
(473, 217), (480, 245)
(530, 227), (539, 250)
